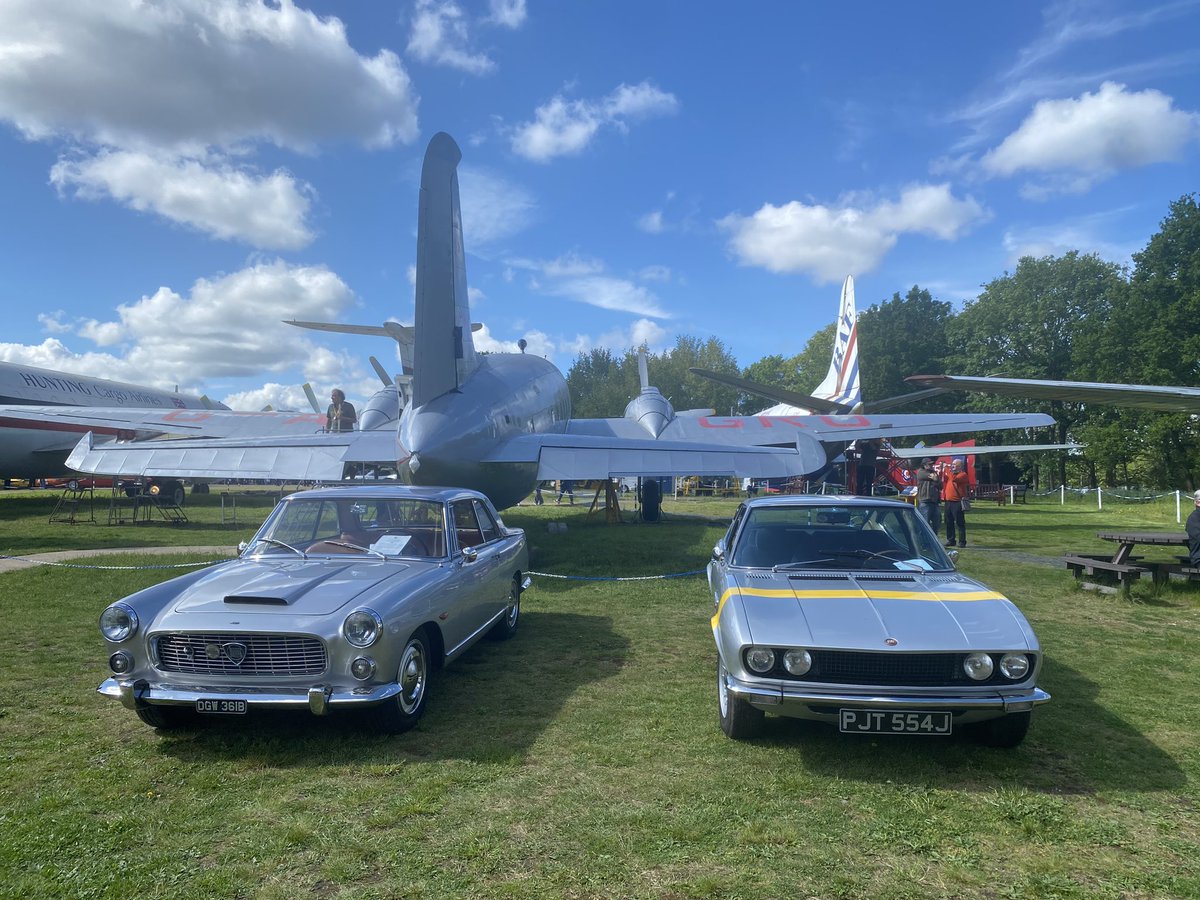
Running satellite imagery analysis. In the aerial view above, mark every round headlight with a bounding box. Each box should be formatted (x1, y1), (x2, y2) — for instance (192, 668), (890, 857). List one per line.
(783, 649), (813, 676)
(100, 604), (138, 642)
(999, 653), (1031, 680)
(350, 657), (376, 680)
(962, 652), (995, 681)
(343, 609), (382, 648)
(745, 646), (776, 674)
(108, 651), (133, 674)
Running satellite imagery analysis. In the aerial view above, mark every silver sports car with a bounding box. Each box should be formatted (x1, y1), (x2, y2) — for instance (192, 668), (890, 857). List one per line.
(709, 495), (1049, 746)
(98, 485), (530, 733)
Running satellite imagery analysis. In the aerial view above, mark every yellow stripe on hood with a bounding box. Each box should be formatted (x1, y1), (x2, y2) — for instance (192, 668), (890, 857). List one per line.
(711, 584), (1008, 629)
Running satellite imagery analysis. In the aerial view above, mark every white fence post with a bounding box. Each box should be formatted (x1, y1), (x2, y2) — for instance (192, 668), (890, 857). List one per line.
(1060, 484), (1065, 504)
(1097, 486), (1102, 511)
(1177, 489), (1182, 524)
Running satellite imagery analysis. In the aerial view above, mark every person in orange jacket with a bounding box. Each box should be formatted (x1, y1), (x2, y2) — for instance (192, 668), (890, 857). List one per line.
(940, 458), (969, 548)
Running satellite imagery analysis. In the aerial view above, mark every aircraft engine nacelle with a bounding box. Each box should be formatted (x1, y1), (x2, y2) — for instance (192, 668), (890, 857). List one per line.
(623, 388), (674, 439)
(359, 386), (402, 431)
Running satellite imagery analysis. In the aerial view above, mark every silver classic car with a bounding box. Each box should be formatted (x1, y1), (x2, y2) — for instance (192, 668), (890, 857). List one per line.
(98, 485), (530, 733)
(710, 496), (1049, 746)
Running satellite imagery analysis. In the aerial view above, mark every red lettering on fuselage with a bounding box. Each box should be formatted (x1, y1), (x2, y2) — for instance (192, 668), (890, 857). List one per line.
(697, 417), (743, 428)
(818, 415), (872, 427)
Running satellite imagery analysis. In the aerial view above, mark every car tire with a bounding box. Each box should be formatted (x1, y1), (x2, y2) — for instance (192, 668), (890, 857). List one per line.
(375, 630), (431, 734)
(972, 711), (1031, 748)
(486, 577), (521, 641)
(135, 705), (196, 730)
(169, 483), (186, 507)
(717, 658), (764, 739)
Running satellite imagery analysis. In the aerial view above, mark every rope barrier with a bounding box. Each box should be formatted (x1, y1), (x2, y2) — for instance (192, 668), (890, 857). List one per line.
(527, 568), (705, 582)
(0, 555), (225, 571)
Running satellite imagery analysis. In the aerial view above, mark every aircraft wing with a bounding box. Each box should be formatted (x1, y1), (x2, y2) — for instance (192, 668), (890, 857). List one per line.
(685, 368), (846, 414)
(484, 431), (829, 480)
(0, 404), (328, 439)
(652, 412), (1055, 446)
(887, 442), (1081, 459)
(65, 430), (400, 482)
(905, 375), (1200, 413)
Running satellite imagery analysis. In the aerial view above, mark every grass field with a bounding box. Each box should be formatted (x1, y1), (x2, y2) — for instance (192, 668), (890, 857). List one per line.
(1, 486), (1198, 898)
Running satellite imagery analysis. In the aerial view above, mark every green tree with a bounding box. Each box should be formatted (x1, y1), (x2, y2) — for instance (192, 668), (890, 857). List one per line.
(858, 285), (952, 409)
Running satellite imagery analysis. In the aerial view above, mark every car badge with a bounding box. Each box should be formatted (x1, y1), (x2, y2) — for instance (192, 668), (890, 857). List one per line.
(885, 638), (898, 646)
(205, 643), (221, 659)
(223, 642), (249, 665)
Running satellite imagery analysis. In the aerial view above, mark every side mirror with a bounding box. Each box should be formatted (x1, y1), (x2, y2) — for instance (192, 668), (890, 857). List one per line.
(712, 540), (726, 562)
(948, 549), (959, 564)
(461, 546), (479, 564)
(237, 541), (248, 555)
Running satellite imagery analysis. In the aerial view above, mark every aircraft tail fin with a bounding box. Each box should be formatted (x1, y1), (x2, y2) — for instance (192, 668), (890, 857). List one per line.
(412, 132), (478, 408)
(811, 275), (861, 408)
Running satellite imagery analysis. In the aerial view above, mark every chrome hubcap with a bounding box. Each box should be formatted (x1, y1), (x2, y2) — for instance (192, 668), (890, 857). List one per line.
(398, 640), (426, 714)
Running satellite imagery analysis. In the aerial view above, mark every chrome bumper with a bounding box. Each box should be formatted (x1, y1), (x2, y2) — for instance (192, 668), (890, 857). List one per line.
(98, 677), (403, 715)
(725, 673), (1051, 717)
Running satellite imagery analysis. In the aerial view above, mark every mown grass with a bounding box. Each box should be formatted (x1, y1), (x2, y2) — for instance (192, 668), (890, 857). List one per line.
(1, 487), (1198, 898)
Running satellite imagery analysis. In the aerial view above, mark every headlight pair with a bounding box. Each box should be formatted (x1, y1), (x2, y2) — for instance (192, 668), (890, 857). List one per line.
(963, 652), (1031, 681)
(744, 646), (811, 676)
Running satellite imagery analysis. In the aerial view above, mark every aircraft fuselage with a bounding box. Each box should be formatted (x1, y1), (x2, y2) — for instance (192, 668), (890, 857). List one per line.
(398, 353), (570, 509)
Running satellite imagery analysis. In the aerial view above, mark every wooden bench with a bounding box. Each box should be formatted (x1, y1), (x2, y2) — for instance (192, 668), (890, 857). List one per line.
(1062, 554), (1148, 595)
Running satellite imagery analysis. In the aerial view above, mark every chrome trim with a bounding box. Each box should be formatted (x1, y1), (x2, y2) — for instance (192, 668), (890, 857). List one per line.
(308, 684), (332, 715)
(98, 677), (404, 710)
(444, 604), (508, 660)
(722, 672), (1051, 713)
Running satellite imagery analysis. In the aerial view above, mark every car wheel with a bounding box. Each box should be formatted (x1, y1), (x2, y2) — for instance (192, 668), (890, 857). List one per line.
(135, 705), (197, 730)
(717, 658), (763, 739)
(487, 577), (521, 641)
(376, 631), (431, 734)
(972, 711), (1031, 748)
(169, 483), (186, 506)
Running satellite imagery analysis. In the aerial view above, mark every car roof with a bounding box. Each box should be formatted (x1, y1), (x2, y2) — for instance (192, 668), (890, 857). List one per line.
(281, 485), (483, 504)
(742, 494), (913, 510)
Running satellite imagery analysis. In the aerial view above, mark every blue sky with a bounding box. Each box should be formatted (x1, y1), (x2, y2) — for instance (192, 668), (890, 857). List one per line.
(1, 0), (1197, 411)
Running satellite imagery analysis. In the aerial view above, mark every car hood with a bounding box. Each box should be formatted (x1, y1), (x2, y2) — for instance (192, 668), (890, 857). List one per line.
(166, 558), (416, 618)
(726, 571), (1034, 651)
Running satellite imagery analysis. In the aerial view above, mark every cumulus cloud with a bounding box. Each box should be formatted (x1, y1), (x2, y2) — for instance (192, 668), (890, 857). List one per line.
(718, 184), (988, 283)
(10, 260), (359, 396)
(473, 324), (554, 358)
(511, 81), (679, 162)
(981, 82), (1199, 195)
(50, 150), (315, 249)
(564, 318), (668, 358)
(407, 0), (495, 74)
(487, 0), (528, 28)
(0, 0), (418, 245)
(638, 210), (665, 233)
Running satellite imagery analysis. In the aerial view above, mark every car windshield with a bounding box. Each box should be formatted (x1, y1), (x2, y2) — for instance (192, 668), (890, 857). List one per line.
(251, 496), (447, 558)
(729, 503), (952, 571)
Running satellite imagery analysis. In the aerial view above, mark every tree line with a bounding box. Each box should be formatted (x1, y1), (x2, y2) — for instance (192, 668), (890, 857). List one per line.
(565, 194), (1200, 490)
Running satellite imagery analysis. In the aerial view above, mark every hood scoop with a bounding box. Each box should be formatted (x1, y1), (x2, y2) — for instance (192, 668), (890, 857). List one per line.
(224, 595), (289, 605)
(852, 573), (919, 583)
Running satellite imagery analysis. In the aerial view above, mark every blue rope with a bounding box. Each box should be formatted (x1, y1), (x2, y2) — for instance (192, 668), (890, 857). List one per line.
(0, 555), (225, 571)
(527, 568), (705, 582)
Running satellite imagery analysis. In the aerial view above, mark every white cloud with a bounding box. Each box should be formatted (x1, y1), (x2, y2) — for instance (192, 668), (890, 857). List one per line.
(548, 276), (669, 318)
(487, 0), (527, 28)
(472, 324), (553, 357)
(638, 265), (671, 282)
(511, 81), (679, 162)
(10, 261), (358, 394)
(718, 184), (987, 283)
(50, 150), (315, 249)
(36, 312), (72, 334)
(982, 82), (1199, 194)
(407, 0), (495, 74)
(1001, 219), (1140, 267)
(565, 318), (669, 358)
(0, 0), (418, 152)
(638, 210), (665, 233)
(0, 0), (417, 245)
(458, 166), (537, 244)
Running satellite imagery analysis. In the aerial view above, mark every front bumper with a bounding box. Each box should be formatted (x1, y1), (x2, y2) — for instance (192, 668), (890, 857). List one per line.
(98, 677), (402, 716)
(724, 672), (1051, 724)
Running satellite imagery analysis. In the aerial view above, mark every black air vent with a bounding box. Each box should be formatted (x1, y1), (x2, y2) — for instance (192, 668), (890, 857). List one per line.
(224, 595), (288, 605)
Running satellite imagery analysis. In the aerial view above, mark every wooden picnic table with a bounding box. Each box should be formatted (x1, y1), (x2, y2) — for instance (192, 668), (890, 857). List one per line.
(1065, 531), (1190, 593)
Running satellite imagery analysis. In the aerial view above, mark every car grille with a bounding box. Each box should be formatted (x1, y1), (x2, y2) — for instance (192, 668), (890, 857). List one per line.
(769, 650), (1027, 687)
(155, 633), (327, 676)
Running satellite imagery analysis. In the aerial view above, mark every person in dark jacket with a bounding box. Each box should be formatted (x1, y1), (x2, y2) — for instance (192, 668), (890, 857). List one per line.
(914, 458), (941, 534)
(326, 389), (357, 433)
(1187, 490), (1200, 565)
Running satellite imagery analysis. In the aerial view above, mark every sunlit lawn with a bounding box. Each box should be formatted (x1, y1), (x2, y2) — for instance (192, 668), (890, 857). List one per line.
(1, 485), (1198, 897)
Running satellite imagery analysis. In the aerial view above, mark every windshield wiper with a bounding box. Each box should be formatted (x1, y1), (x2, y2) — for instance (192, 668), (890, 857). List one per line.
(774, 559), (837, 570)
(256, 537), (308, 559)
(321, 540), (386, 559)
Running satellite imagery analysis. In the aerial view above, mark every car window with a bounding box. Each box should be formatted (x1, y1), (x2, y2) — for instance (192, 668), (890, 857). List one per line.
(452, 499), (484, 549)
(473, 500), (500, 543)
(730, 505), (952, 570)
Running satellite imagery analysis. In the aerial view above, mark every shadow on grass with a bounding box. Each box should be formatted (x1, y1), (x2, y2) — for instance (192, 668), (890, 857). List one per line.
(742, 657), (1185, 794)
(152, 610), (628, 766)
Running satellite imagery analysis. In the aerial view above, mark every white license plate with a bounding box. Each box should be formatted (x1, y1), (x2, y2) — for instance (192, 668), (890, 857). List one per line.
(195, 698), (247, 715)
(838, 709), (952, 735)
